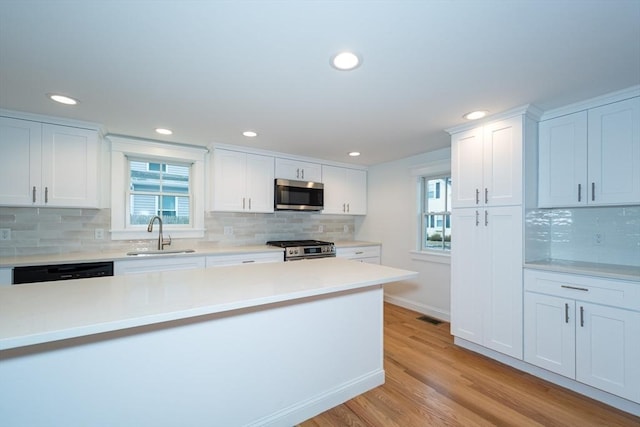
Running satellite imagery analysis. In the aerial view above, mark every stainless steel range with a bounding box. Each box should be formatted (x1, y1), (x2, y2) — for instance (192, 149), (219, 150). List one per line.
(266, 240), (336, 261)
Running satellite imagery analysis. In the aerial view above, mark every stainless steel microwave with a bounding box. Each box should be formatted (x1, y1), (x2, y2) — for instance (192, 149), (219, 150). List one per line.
(274, 178), (324, 211)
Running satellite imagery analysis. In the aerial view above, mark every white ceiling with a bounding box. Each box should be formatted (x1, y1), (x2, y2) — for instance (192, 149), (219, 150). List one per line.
(1, 0), (639, 166)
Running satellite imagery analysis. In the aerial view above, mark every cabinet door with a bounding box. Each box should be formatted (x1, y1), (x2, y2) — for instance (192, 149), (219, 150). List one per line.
(321, 165), (346, 214)
(451, 127), (483, 208)
(114, 256), (206, 275)
(212, 149), (247, 212)
(0, 117), (42, 205)
(275, 158), (322, 182)
(538, 112), (588, 207)
(483, 206), (523, 359)
(483, 117), (523, 207)
(41, 124), (99, 208)
(344, 168), (367, 215)
(450, 208), (484, 344)
(588, 97), (640, 205)
(576, 302), (640, 402)
(524, 292), (576, 378)
(245, 153), (274, 213)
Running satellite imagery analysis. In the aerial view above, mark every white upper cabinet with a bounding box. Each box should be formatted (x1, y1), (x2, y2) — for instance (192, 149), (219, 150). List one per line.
(587, 97), (640, 205)
(321, 165), (367, 215)
(275, 158), (322, 182)
(212, 148), (274, 213)
(451, 116), (523, 208)
(538, 96), (640, 207)
(538, 111), (588, 207)
(0, 117), (100, 208)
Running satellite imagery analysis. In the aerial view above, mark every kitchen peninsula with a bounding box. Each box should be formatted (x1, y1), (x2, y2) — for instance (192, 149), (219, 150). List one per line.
(0, 258), (416, 427)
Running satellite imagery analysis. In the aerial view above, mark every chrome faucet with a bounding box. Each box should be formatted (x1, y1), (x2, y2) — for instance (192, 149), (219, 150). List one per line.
(147, 215), (171, 250)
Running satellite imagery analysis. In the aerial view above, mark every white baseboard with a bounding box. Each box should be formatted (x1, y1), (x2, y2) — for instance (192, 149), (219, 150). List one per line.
(384, 294), (450, 322)
(249, 369), (385, 427)
(454, 337), (640, 417)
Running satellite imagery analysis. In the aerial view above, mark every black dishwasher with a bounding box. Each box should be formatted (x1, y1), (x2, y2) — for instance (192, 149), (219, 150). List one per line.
(12, 261), (114, 284)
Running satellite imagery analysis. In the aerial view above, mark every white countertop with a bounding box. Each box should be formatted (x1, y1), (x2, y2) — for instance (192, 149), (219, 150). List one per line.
(333, 240), (381, 248)
(0, 257), (416, 350)
(0, 244), (284, 268)
(525, 259), (640, 282)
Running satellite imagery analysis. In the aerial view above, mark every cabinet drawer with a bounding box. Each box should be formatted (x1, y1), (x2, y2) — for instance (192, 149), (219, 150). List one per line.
(336, 245), (381, 259)
(205, 251), (283, 267)
(524, 269), (640, 311)
(114, 256), (206, 275)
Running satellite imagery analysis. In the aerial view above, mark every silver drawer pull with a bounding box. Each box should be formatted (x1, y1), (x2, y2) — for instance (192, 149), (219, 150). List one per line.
(565, 303), (569, 323)
(242, 260), (255, 263)
(561, 285), (589, 292)
(355, 251), (364, 255)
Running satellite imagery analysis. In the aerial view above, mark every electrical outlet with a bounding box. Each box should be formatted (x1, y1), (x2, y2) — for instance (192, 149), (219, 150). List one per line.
(343, 225), (349, 233)
(224, 226), (234, 236)
(318, 225), (324, 233)
(593, 232), (604, 245)
(0, 228), (10, 241)
(94, 228), (104, 240)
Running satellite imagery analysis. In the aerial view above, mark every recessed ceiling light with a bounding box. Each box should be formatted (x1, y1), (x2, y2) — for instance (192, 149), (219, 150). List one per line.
(348, 151), (361, 157)
(48, 94), (78, 105)
(331, 51), (361, 71)
(463, 110), (489, 120)
(155, 128), (173, 135)
(243, 131), (258, 137)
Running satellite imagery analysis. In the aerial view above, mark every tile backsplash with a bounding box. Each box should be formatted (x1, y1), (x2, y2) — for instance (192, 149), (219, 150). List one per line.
(526, 206), (640, 267)
(0, 207), (355, 257)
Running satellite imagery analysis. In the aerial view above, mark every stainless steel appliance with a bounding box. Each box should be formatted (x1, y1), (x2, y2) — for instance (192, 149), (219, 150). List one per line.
(266, 240), (335, 261)
(274, 179), (324, 211)
(12, 261), (114, 284)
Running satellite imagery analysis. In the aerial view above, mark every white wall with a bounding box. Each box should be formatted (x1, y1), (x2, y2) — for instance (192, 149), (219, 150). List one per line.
(355, 147), (452, 321)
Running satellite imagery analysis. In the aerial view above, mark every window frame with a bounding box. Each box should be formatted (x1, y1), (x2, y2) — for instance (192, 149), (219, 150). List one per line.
(127, 158), (193, 228)
(420, 175), (452, 252)
(409, 157), (451, 263)
(109, 136), (207, 240)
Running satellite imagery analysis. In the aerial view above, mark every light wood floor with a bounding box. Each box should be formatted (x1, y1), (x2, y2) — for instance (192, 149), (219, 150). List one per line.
(299, 303), (640, 427)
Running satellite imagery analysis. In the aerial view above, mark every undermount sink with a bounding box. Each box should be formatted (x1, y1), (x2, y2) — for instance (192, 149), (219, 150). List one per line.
(126, 249), (196, 256)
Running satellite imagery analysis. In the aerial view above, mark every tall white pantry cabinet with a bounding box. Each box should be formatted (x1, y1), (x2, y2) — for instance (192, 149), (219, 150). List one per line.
(449, 110), (537, 360)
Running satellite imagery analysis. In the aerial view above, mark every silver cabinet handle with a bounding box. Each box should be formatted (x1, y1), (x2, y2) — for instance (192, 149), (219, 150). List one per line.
(475, 210), (479, 226)
(248, 198), (251, 210)
(242, 260), (255, 263)
(296, 168), (300, 179)
(475, 189), (479, 204)
(580, 306), (585, 327)
(578, 184), (582, 202)
(485, 188), (488, 204)
(32, 186), (36, 203)
(347, 203), (350, 213)
(242, 197), (246, 210)
(484, 210), (488, 226)
(561, 285), (589, 292)
(592, 182), (595, 201)
(565, 303), (569, 323)
(355, 251), (364, 255)
(45, 187), (48, 203)
(301, 169), (304, 180)
(343, 203), (346, 212)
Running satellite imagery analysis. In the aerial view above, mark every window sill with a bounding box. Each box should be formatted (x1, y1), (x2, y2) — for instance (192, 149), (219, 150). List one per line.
(409, 250), (451, 264)
(110, 228), (206, 241)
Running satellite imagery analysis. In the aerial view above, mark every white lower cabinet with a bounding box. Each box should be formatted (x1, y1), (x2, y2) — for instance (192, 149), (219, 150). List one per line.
(205, 251), (283, 267)
(0, 267), (12, 286)
(114, 256), (206, 275)
(524, 269), (640, 403)
(336, 245), (380, 264)
(451, 206), (523, 359)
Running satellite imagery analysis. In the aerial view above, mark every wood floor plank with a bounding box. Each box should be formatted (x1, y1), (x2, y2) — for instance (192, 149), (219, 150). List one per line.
(298, 303), (640, 427)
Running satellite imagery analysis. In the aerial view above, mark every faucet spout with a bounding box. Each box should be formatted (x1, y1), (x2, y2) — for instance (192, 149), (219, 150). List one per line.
(147, 215), (170, 250)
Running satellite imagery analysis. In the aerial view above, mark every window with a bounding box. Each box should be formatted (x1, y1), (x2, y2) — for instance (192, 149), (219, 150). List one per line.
(128, 159), (191, 226)
(421, 176), (451, 251)
(109, 136), (207, 240)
